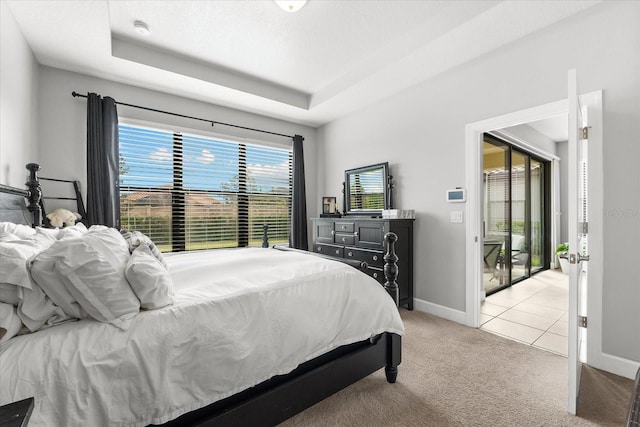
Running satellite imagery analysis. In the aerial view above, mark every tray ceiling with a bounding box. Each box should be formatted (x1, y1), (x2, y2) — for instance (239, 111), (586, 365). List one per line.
(6, 0), (599, 127)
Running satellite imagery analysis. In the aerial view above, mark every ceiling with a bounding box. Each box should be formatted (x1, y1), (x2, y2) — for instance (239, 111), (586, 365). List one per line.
(7, 0), (599, 128)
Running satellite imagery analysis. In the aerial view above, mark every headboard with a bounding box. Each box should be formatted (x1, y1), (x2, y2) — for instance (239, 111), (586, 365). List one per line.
(0, 163), (43, 227)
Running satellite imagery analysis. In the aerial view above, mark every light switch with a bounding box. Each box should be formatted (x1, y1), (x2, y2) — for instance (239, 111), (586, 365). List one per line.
(450, 211), (463, 223)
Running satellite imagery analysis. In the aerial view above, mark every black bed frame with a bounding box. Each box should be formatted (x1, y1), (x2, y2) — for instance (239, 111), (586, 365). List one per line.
(0, 164), (402, 427)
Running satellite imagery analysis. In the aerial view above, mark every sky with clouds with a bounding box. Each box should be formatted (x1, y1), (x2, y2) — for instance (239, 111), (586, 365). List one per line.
(120, 125), (290, 193)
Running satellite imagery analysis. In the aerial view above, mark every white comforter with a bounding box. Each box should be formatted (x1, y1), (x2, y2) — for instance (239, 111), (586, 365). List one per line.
(0, 248), (403, 427)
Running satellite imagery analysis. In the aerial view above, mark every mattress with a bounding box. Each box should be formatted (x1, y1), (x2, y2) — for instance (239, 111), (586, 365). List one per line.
(0, 247), (403, 427)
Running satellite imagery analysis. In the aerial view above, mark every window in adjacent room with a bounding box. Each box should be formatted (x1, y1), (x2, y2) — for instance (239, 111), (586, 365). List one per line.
(118, 123), (292, 252)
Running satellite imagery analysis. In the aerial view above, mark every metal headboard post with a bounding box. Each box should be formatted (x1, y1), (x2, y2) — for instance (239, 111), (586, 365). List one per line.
(25, 163), (42, 227)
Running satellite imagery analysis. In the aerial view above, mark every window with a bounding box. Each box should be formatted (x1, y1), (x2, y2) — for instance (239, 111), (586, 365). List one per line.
(119, 124), (292, 252)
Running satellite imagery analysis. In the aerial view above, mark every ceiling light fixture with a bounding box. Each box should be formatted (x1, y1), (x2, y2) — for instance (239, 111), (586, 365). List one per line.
(133, 20), (150, 36)
(274, 0), (307, 13)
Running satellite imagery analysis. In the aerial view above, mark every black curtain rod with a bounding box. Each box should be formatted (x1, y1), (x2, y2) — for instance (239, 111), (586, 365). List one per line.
(71, 91), (296, 139)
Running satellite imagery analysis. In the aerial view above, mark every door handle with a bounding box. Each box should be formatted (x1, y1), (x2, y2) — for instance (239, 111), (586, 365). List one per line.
(569, 253), (590, 264)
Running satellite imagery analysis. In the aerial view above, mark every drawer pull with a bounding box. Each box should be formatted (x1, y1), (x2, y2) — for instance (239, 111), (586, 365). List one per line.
(335, 249), (340, 255)
(318, 247), (322, 252)
(342, 237), (346, 242)
(373, 272), (378, 278)
(373, 255), (378, 261)
(348, 251), (353, 257)
(354, 231), (359, 237)
(331, 230), (335, 235)
(341, 225), (347, 230)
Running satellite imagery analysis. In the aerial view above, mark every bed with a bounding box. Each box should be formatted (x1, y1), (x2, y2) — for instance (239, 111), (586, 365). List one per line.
(0, 164), (404, 426)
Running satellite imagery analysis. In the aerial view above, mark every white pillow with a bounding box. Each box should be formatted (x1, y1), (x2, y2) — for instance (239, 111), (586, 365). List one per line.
(0, 302), (24, 343)
(17, 282), (75, 332)
(57, 222), (89, 240)
(125, 244), (174, 310)
(36, 226), (60, 239)
(88, 225), (108, 233)
(0, 232), (56, 289)
(29, 244), (87, 319)
(30, 227), (140, 330)
(0, 283), (19, 305)
(0, 222), (36, 239)
(0, 231), (20, 242)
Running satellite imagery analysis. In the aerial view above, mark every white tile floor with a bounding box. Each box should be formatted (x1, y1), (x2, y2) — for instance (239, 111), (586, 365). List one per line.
(480, 269), (568, 356)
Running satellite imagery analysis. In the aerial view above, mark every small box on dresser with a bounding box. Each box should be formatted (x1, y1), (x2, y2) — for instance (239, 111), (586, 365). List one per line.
(311, 217), (414, 310)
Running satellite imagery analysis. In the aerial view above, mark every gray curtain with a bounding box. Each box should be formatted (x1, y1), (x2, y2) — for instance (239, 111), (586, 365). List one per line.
(86, 93), (120, 228)
(290, 134), (308, 249)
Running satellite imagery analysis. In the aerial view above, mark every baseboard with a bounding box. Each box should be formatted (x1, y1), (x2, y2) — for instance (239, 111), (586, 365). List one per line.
(590, 352), (640, 380)
(413, 298), (466, 325)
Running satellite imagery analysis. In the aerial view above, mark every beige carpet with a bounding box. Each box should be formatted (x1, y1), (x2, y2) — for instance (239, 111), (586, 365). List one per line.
(281, 310), (633, 427)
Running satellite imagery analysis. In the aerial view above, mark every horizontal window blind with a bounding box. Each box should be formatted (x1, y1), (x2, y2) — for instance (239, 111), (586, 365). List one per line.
(119, 124), (291, 252)
(348, 170), (385, 211)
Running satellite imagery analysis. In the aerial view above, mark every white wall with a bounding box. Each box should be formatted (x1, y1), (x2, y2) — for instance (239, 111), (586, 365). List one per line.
(35, 66), (318, 243)
(0, 2), (39, 186)
(318, 1), (640, 363)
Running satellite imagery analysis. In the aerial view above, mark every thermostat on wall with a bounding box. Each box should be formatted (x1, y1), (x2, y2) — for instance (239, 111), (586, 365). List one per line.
(446, 188), (466, 203)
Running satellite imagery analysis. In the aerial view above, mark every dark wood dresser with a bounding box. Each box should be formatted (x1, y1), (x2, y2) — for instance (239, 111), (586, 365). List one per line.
(311, 217), (414, 309)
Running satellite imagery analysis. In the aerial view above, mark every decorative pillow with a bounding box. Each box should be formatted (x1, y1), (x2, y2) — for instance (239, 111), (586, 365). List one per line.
(0, 302), (23, 343)
(30, 227), (140, 330)
(0, 283), (19, 306)
(125, 244), (174, 310)
(0, 232), (56, 289)
(0, 222), (36, 239)
(121, 230), (168, 269)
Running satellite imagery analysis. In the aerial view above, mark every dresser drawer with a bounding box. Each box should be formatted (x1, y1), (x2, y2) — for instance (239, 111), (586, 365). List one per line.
(334, 222), (355, 233)
(334, 233), (356, 246)
(313, 243), (343, 257)
(364, 266), (384, 283)
(344, 248), (384, 268)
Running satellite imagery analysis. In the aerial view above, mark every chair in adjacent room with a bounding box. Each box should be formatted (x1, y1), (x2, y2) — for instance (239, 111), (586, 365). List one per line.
(483, 241), (503, 283)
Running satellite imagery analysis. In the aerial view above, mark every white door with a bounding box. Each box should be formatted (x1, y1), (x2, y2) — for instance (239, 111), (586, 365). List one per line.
(567, 68), (590, 414)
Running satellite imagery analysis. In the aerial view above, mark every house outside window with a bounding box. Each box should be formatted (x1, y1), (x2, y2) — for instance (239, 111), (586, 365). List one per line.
(119, 123), (292, 252)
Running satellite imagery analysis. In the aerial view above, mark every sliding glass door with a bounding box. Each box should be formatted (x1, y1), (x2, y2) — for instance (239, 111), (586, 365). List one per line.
(483, 140), (509, 294)
(511, 151), (528, 283)
(530, 158), (545, 275)
(482, 134), (550, 295)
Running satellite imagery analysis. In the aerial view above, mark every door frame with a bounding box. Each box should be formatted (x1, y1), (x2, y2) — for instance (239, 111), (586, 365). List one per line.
(463, 92), (604, 372)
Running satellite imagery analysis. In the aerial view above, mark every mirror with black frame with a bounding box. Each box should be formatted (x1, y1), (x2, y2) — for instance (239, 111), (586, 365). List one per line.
(343, 162), (392, 216)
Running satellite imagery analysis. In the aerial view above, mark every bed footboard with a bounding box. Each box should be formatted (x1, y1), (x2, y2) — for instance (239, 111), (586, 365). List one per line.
(160, 332), (401, 427)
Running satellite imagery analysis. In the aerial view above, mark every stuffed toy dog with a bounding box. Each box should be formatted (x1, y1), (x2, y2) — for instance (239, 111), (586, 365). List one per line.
(46, 208), (82, 228)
